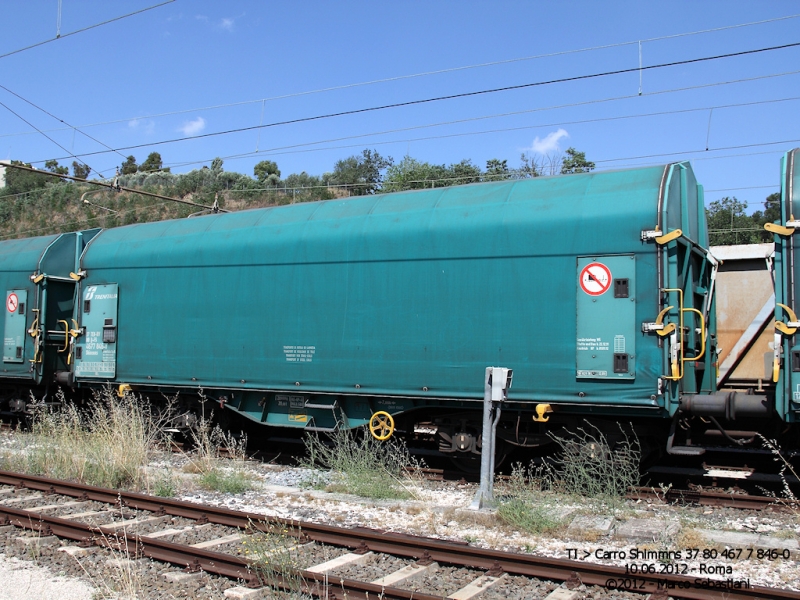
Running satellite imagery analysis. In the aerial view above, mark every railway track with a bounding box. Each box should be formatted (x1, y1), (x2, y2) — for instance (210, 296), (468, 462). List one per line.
(408, 466), (799, 511)
(1, 470), (799, 600)
(630, 486), (800, 511)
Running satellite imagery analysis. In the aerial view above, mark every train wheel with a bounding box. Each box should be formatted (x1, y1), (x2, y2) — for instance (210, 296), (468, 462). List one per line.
(369, 411), (394, 441)
(450, 441), (511, 473)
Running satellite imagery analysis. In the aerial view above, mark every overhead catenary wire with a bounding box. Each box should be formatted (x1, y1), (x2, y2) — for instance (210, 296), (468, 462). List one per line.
(0, 162), (227, 213)
(0, 99), (89, 173)
(26, 68), (800, 173)
(153, 105), (800, 177)
(0, 1), (176, 61)
(11, 12), (796, 134)
(121, 69), (800, 174)
(0, 82), (129, 177)
(25, 42), (800, 169)
(217, 95), (800, 161)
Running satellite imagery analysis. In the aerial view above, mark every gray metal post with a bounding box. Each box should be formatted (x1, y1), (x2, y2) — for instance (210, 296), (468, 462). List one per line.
(469, 366), (512, 511)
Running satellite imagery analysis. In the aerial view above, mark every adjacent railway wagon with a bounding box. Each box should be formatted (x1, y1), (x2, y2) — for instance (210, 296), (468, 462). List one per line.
(2, 152), (798, 466)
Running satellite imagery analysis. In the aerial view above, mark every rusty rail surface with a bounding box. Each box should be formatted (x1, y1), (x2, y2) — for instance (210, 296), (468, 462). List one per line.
(630, 486), (800, 511)
(2, 470), (799, 600)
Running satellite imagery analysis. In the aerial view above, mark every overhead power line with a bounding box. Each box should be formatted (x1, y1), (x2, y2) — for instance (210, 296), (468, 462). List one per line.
(14, 12), (796, 133)
(218, 96), (800, 161)
(29, 40), (800, 163)
(150, 96), (800, 174)
(0, 82), (128, 175)
(0, 1), (176, 61)
(0, 162), (226, 213)
(0, 99), (87, 171)
(124, 69), (799, 174)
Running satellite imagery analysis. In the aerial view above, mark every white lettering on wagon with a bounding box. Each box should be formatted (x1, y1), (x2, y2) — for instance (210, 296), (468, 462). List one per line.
(576, 337), (609, 351)
(283, 345), (316, 363)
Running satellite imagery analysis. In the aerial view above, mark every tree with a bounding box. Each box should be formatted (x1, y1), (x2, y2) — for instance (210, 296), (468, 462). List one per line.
(519, 152), (541, 178)
(383, 156), (482, 192)
(484, 158), (510, 181)
(706, 197), (762, 246)
(762, 192), (781, 226)
(560, 147), (595, 174)
(751, 192), (781, 243)
(326, 149), (393, 195)
(1, 160), (50, 195)
(44, 159), (68, 176)
(383, 156), (446, 192)
(72, 161), (91, 180)
(448, 159), (481, 185)
(120, 155), (138, 175)
(254, 160), (281, 186)
(139, 152), (169, 173)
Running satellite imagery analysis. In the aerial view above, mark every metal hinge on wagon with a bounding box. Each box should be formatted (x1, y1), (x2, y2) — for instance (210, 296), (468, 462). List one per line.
(764, 219), (800, 236)
(640, 227), (682, 244)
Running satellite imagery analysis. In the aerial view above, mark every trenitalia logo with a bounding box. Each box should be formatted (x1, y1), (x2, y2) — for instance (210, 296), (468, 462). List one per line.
(84, 287), (117, 301)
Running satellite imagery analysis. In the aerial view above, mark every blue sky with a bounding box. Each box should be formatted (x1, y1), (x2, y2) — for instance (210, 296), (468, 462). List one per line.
(1, 1), (798, 212)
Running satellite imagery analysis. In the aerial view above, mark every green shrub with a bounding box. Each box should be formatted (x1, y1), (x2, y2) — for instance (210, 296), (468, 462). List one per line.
(7, 388), (171, 489)
(198, 468), (252, 494)
(551, 421), (641, 501)
(302, 426), (421, 500)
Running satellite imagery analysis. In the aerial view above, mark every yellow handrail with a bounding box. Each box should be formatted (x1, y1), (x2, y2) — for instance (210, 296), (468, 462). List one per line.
(661, 288), (707, 380)
(57, 320), (70, 353)
(682, 307), (706, 363)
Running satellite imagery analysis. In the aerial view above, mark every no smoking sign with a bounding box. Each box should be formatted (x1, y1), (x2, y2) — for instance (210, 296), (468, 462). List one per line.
(579, 262), (612, 296)
(6, 293), (19, 313)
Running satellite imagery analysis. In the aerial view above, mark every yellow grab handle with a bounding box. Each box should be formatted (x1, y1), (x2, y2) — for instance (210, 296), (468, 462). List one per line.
(682, 307), (706, 362)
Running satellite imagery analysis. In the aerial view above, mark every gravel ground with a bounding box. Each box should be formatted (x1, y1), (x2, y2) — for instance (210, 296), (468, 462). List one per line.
(0, 552), (96, 600)
(2, 433), (800, 598)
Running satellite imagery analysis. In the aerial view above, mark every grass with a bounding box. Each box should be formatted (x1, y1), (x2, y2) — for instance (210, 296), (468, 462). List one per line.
(198, 468), (253, 494)
(179, 400), (253, 494)
(550, 421), (641, 503)
(1, 388), (171, 490)
(243, 522), (312, 598)
(758, 433), (799, 500)
(498, 498), (564, 534)
(496, 422), (642, 534)
(302, 425), (423, 500)
(150, 473), (177, 497)
(496, 463), (566, 534)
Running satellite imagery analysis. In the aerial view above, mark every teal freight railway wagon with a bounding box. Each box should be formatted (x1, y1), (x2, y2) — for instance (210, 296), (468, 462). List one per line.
(68, 161), (719, 462)
(5, 157), (794, 465)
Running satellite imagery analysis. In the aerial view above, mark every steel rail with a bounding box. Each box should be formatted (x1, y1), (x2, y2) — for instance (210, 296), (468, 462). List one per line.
(630, 486), (800, 510)
(2, 471), (799, 600)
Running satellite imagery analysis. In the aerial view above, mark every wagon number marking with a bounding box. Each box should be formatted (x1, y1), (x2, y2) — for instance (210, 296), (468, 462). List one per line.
(579, 263), (612, 296)
(6, 293), (18, 313)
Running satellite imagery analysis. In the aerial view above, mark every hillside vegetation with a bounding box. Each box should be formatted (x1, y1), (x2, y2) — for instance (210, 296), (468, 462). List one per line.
(0, 148), (778, 246)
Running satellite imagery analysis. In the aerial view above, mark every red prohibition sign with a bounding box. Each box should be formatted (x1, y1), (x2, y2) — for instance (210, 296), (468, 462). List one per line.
(580, 262), (612, 296)
(6, 293), (18, 313)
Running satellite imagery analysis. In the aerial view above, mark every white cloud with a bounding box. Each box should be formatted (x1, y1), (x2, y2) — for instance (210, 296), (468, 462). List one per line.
(528, 128), (569, 154)
(128, 118), (154, 135)
(220, 17), (235, 31)
(179, 117), (206, 136)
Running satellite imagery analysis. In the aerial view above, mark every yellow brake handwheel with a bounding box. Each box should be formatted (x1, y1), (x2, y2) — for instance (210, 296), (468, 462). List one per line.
(369, 411), (394, 441)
